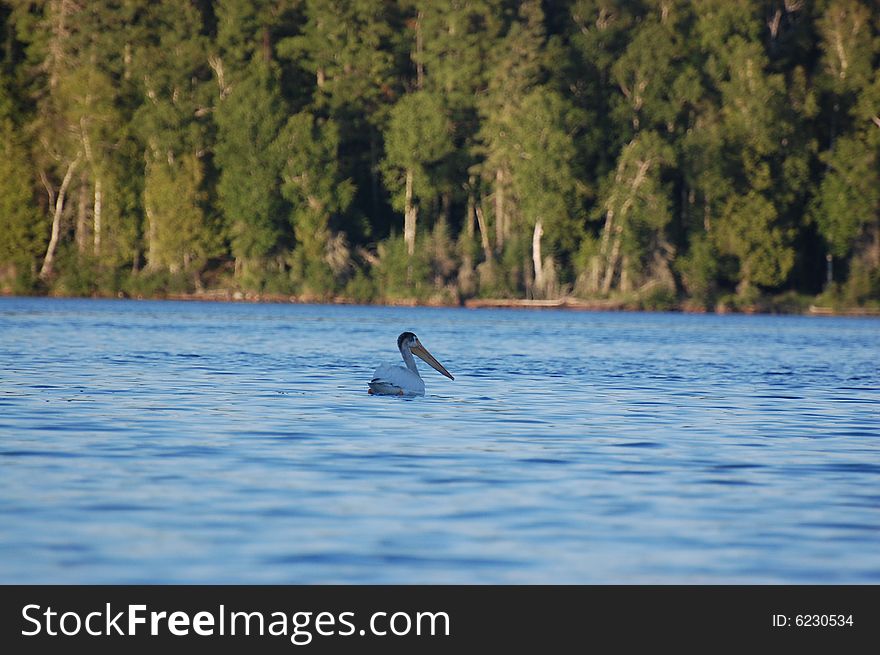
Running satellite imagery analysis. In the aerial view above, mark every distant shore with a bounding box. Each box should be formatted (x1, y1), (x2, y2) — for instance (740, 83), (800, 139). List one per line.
(4, 290), (879, 317)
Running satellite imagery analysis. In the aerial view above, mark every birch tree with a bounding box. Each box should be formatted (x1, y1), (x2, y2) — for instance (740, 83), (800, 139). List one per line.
(593, 131), (674, 294)
(11, 0), (83, 279)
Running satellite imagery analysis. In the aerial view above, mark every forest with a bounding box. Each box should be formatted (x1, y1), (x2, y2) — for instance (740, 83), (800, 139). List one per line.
(0, 0), (878, 311)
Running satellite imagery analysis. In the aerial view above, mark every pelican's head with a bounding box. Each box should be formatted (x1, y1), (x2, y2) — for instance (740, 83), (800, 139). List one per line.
(398, 332), (454, 380)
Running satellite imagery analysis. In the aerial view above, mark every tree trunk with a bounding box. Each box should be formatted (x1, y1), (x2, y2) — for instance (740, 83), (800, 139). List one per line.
(599, 157), (651, 293)
(124, 42), (131, 81)
(474, 203), (493, 263)
(404, 168), (417, 256)
(494, 168), (505, 252)
(145, 203), (158, 271)
(76, 174), (88, 252)
(465, 193), (474, 238)
(590, 255), (600, 292)
(868, 222), (880, 269)
(619, 255), (630, 293)
(93, 176), (103, 255)
(599, 207), (615, 262)
(370, 132), (379, 218)
(261, 27), (271, 63)
(414, 11), (424, 90)
(39, 153), (81, 279)
(601, 226), (622, 295)
(532, 220), (545, 296)
(145, 153), (159, 272)
(80, 114), (103, 256)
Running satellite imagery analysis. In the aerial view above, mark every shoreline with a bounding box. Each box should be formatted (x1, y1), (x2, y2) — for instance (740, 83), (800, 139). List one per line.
(2, 290), (879, 317)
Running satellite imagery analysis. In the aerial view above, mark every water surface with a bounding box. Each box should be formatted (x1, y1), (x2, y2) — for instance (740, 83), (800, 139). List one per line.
(1, 297), (878, 582)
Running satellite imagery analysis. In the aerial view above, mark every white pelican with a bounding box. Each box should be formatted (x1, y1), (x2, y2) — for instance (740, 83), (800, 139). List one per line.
(368, 332), (454, 396)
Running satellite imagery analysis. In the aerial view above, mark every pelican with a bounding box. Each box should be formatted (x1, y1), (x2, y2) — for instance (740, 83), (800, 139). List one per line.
(368, 332), (454, 396)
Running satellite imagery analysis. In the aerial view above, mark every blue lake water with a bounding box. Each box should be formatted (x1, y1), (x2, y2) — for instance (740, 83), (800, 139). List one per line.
(0, 296), (878, 583)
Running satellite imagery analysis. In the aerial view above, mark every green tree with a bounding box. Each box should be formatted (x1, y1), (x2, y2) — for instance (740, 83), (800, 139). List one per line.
(278, 0), (402, 237)
(0, 33), (40, 286)
(382, 91), (453, 257)
(476, 0), (547, 257)
(506, 88), (585, 297)
(0, 114), (41, 285)
(411, 0), (505, 268)
(593, 130), (674, 294)
(10, 0), (142, 285)
(213, 0), (289, 284)
(132, 0), (219, 282)
(277, 111), (354, 295)
(143, 152), (217, 278)
(812, 0), (879, 299)
(689, 0), (798, 295)
(214, 61), (287, 282)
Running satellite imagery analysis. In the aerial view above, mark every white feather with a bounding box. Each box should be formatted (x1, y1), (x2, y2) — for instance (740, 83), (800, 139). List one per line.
(369, 363), (426, 396)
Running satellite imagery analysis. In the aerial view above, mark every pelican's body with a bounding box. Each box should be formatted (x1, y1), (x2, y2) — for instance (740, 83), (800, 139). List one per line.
(369, 332), (454, 396)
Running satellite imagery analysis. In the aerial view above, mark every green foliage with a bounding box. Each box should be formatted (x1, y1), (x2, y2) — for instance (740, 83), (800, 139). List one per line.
(676, 235), (719, 307)
(215, 61), (287, 267)
(123, 268), (194, 298)
(0, 0), (877, 309)
(373, 235), (431, 300)
(279, 0), (399, 118)
(344, 267), (377, 303)
(816, 0), (875, 97)
(417, 0), (505, 109)
(717, 191), (794, 291)
(382, 91), (454, 205)
(50, 248), (125, 297)
(278, 112), (355, 295)
(611, 17), (687, 131)
(842, 260), (880, 308)
(215, 0), (278, 69)
(0, 118), (41, 273)
(638, 284), (678, 311)
(812, 133), (879, 258)
(143, 153), (220, 276)
(508, 87), (585, 248)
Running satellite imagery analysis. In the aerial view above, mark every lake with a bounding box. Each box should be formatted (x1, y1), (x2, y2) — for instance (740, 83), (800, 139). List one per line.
(0, 297), (878, 583)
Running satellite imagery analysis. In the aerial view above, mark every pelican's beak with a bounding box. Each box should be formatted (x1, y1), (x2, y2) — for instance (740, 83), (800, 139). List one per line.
(412, 341), (454, 380)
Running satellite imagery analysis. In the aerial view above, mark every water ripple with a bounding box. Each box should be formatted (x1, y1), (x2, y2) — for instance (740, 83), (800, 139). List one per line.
(0, 297), (878, 583)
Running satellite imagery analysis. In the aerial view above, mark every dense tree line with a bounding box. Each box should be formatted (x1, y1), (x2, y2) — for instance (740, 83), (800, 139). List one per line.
(0, 0), (878, 310)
